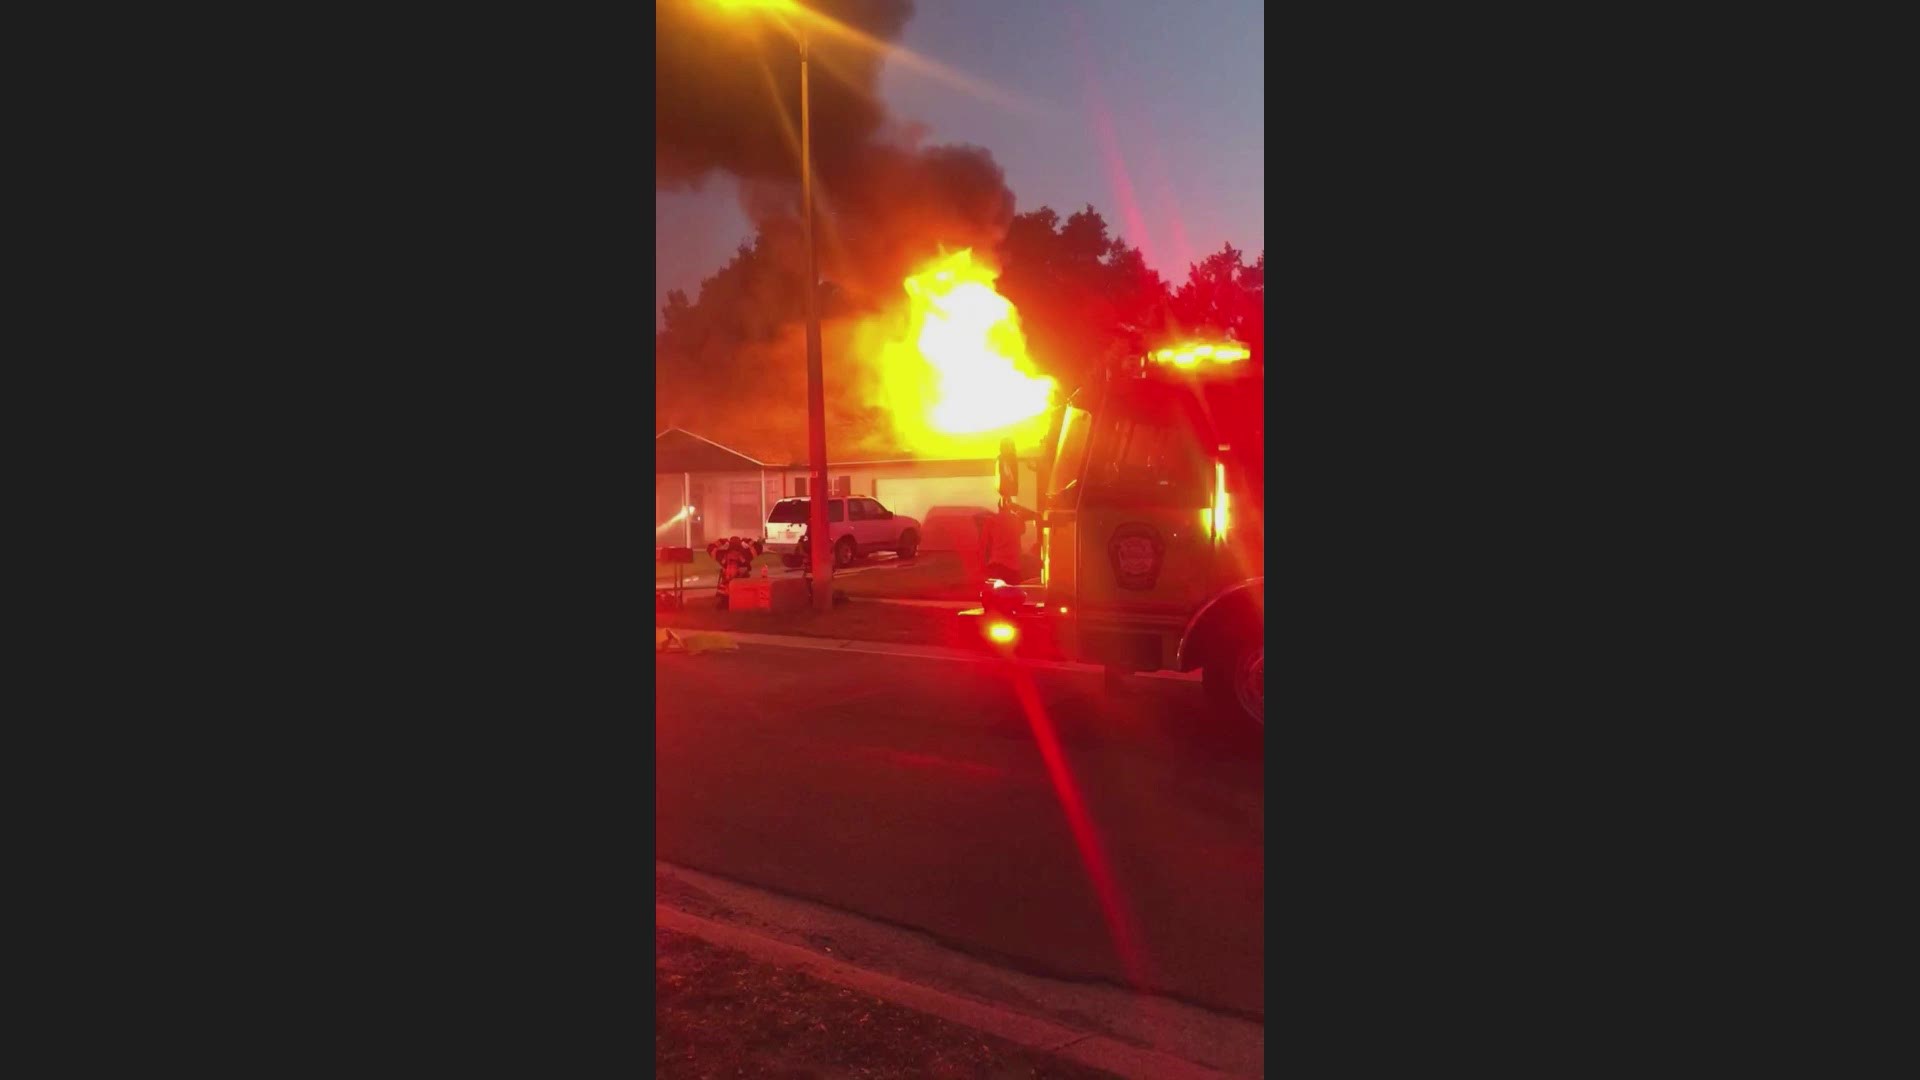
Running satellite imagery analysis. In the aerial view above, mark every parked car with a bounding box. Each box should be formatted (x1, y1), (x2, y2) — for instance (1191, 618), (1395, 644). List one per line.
(764, 496), (921, 569)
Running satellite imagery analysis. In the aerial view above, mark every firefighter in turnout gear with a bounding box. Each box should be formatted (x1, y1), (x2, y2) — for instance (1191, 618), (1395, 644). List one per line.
(705, 536), (763, 610)
(982, 437), (1028, 582)
(792, 530), (842, 607)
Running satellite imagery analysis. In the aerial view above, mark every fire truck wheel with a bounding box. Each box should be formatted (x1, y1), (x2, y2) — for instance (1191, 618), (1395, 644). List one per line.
(834, 536), (857, 568)
(1204, 641), (1265, 726)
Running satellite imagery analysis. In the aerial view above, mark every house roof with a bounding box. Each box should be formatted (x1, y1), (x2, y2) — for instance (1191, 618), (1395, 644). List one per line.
(816, 455), (999, 466)
(654, 428), (771, 472)
(655, 428), (1005, 472)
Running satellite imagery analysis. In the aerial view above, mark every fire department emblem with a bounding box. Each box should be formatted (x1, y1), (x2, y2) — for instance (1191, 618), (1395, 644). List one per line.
(1108, 523), (1165, 591)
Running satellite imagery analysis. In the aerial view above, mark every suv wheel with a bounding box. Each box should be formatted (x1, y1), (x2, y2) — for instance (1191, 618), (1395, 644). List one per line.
(834, 536), (857, 569)
(896, 530), (919, 559)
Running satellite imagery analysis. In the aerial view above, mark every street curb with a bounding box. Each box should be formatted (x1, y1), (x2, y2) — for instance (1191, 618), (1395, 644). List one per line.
(657, 904), (1242, 1080)
(654, 593), (971, 609)
(855, 597), (976, 609)
(717, 630), (1204, 682)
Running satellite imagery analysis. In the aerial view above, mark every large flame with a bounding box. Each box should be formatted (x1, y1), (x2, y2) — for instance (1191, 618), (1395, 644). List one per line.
(863, 249), (1054, 458)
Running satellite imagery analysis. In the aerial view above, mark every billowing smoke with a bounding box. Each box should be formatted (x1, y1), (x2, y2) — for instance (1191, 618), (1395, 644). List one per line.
(655, 0), (911, 191)
(655, 0), (1022, 458)
(737, 135), (1016, 305)
(656, 318), (900, 465)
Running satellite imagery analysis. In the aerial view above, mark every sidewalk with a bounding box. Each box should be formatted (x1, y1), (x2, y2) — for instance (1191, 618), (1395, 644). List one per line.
(657, 862), (1262, 1079)
(658, 582), (969, 610)
(658, 923), (1124, 1079)
(655, 593), (973, 647)
(655, 560), (927, 591)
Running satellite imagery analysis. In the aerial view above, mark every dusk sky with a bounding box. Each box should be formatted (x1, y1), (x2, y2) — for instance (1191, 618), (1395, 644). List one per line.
(656, 0), (1264, 326)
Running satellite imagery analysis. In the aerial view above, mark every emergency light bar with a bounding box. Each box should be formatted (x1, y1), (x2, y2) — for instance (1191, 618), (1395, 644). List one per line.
(1151, 343), (1251, 367)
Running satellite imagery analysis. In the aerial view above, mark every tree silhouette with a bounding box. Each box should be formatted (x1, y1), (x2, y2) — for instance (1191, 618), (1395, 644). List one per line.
(1170, 242), (1263, 349)
(995, 205), (1174, 394)
(655, 203), (1259, 453)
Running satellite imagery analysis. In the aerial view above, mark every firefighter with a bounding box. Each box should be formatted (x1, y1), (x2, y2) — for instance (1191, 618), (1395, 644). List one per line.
(705, 536), (763, 610)
(795, 529), (818, 602)
(981, 508), (1024, 583)
(795, 530), (841, 606)
(985, 438), (1026, 581)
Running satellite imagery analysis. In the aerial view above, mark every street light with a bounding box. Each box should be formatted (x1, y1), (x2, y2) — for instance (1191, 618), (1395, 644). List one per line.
(714, 0), (834, 611)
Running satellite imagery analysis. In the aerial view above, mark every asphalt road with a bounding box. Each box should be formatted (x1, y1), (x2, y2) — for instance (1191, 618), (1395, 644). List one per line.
(656, 642), (1265, 1018)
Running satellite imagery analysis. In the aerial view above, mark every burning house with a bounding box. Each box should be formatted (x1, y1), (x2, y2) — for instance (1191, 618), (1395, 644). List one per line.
(655, 426), (1038, 554)
(655, 1), (1059, 556)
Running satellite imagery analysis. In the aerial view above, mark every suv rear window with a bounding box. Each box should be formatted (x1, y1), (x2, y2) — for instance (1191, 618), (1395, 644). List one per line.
(768, 499), (844, 523)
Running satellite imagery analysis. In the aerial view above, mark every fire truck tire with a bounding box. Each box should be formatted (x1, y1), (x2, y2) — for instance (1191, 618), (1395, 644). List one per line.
(1204, 641), (1265, 726)
(896, 530), (919, 559)
(834, 536), (857, 568)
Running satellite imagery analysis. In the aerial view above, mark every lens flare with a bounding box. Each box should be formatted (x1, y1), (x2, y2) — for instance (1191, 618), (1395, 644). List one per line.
(1004, 663), (1151, 990)
(865, 249), (1055, 458)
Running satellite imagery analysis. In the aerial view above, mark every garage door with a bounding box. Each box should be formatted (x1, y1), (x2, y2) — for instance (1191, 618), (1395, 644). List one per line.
(875, 476), (997, 551)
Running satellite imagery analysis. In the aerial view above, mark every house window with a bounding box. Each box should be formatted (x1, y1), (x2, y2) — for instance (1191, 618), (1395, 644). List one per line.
(793, 476), (849, 498)
(728, 480), (759, 532)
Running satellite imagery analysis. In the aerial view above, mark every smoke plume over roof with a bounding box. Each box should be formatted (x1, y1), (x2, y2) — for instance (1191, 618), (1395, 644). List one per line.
(655, 0), (1021, 460)
(656, 0), (1014, 303)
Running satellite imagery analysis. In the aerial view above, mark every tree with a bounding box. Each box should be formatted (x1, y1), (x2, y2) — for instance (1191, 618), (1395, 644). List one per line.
(1171, 242), (1263, 350)
(1104, 239), (1174, 346)
(995, 205), (1173, 394)
(655, 203), (1256, 454)
(1238, 250), (1264, 351)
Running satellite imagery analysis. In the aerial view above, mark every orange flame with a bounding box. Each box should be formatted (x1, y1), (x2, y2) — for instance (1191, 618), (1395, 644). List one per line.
(863, 249), (1054, 458)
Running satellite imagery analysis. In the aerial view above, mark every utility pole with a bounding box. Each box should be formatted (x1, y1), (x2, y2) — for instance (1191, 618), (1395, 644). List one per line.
(800, 28), (833, 611)
(710, 1), (832, 609)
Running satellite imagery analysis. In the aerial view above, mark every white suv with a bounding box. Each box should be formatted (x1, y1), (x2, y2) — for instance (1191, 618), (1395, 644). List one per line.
(764, 496), (921, 569)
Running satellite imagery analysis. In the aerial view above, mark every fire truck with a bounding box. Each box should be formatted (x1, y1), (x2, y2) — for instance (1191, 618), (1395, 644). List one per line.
(961, 340), (1266, 725)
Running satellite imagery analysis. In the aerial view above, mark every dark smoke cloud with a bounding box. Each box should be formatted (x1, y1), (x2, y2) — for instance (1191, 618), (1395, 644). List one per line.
(656, 319), (902, 464)
(656, 0), (1022, 454)
(655, 0), (913, 189)
(738, 139), (1015, 305)
(656, 0), (1014, 301)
